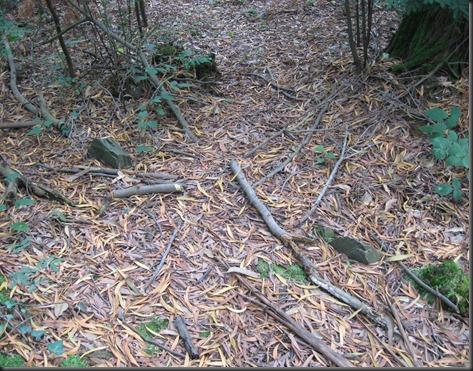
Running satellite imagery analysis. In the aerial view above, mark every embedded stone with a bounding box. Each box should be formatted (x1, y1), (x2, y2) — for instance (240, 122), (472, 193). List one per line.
(87, 137), (132, 169)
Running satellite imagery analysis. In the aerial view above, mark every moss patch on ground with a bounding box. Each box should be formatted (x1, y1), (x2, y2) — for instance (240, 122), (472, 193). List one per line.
(136, 318), (169, 355)
(60, 355), (88, 368)
(413, 260), (469, 315)
(0, 353), (25, 368)
(256, 260), (308, 283)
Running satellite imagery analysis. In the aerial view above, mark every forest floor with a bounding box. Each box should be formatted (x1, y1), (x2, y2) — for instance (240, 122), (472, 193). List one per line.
(0, 0), (470, 367)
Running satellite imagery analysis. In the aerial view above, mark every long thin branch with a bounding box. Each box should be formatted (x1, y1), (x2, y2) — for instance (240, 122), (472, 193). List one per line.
(0, 121), (36, 129)
(220, 259), (353, 367)
(298, 129), (349, 226)
(253, 94), (334, 188)
(39, 18), (88, 46)
(230, 160), (393, 332)
(64, 0), (197, 141)
(143, 227), (179, 291)
(111, 183), (185, 198)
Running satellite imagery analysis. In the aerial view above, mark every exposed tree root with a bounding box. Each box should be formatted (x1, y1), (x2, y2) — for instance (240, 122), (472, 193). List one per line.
(2, 37), (71, 137)
(0, 155), (74, 206)
(111, 183), (185, 198)
(0, 121), (36, 130)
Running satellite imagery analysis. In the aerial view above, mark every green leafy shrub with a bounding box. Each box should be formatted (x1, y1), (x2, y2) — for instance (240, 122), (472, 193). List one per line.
(414, 260), (469, 315)
(419, 106), (469, 202)
(313, 144), (336, 165)
(0, 353), (25, 368)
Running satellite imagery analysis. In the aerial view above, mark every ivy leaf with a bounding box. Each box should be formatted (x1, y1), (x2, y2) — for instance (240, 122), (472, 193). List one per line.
(154, 107), (166, 117)
(10, 222), (29, 233)
(31, 329), (46, 341)
(314, 156), (326, 165)
(452, 178), (463, 202)
(136, 145), (154, 154)
(445, 106), (461, 129)
(27, 126), (42, 136)
(0, 204), (7, 212)
(18, 324), (32, 335)
(313, 145), (325, 153)
(8, 237), (31, 253)
(50, 209), (67, 223)
(2, 299), (17, 309)
(137, 110), (149, 120)
(135, 75), (148, 82)
(160, 91), (173, 101)
(145, 66), (158, 76)
(325, 151), (336, 160)
(150, 96), (162, 104)
(434, 183), (452, 196)
(430, 136), (449, 160)
(425, 107), (448, 123)
(14, 197), (36, 208)
(47, 340), (65, 356)
(419, 122), (447, 137)
(138, 121), (158, 131)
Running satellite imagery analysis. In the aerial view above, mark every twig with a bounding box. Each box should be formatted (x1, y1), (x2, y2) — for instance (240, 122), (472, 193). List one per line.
(39, 18), (88, 46)
(230, 160), (393, 332)
(220, 258), (353, 367)
(374, 235), (460, 314)
(111, 183), (185, 198)
(143, 227), (179, 291)
(173, 316), (200, 359)
(298, 129), (349, 226)
(386, 299), (421, 367)
(253, 94), (334, 187)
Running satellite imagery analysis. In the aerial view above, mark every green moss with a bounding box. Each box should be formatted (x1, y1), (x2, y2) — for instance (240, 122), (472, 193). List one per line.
(256, 260), (308, 283)
(413, 260), (469, 315)
(0, 353), (25, 368)
(60, 355), (88, 368)
(137, 318), (168, 341)
(199, 331), (211, 338)
(256, 260), (270, 279)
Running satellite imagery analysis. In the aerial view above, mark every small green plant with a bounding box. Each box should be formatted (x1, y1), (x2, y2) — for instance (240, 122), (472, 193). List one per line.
(60, 355), (88, 367)
(137, 317), (169, 356)
(47, 340), (65, 356)
(0, 353), (25, 368)
(419, 106), (469, 202)
(199, 331), (211, 338)
(256, 260), (308, 283)
(313, 144), (336, 165)
(136, 145), (154, 154)
(413, 260), (469, 315)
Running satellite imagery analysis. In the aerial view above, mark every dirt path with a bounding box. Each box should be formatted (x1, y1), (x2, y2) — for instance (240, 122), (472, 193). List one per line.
(0, 0), (469, 367)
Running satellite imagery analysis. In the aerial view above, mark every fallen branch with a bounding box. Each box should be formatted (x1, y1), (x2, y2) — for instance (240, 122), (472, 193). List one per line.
(386, 299), (421, 367)
(39, 164), (177, 180)
(253, 93), (334, 188)
(143, 226), (179, 291)
(173, 316), (200, 360)
(2, 37), (70, 136)
(298, 129), (349, 226)
(0, 121), (36, 130)
(64, 0), (197, 141)
(0, 155), (74, 206)
(220, 258), (353, 367)
(374, 235), (460, 314)
(111, 183), (184, 198)
(230, 160), (392, 332)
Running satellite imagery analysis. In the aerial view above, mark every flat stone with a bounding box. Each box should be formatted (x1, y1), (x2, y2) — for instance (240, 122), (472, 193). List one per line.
(87, 137), (132, 169)
(329, 237), (382, 264)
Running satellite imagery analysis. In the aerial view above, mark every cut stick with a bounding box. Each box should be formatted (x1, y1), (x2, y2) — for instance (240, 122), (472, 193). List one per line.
(298, 129), (349, 226)
(230, 159), (392, 332)
(64, 0), (197, 141)
(173, 316), (199, 359)
(111, 183), (184, 198)
(253, 93), (335, 188)
(246, 72), (305, 101)
(221, 259), (353, 367)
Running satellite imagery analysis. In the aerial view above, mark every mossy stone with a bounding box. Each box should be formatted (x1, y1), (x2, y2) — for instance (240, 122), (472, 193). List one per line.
(329, 237), (382, 264)
(87, 137), (132, 169)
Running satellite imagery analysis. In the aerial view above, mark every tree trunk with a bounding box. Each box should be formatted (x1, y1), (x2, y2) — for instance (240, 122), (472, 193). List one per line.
(386, 5), (468, 79)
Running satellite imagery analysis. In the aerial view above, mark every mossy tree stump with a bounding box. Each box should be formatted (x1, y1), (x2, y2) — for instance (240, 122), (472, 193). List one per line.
(386, 5), (468, 78)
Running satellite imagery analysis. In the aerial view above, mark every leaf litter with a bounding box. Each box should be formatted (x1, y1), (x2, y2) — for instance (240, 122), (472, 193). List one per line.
(0, 0), (469, 367)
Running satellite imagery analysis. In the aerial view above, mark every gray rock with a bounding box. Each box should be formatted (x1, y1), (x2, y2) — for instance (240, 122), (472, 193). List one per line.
(87, 137), (132, 169)
(329, 237), (382, 264)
